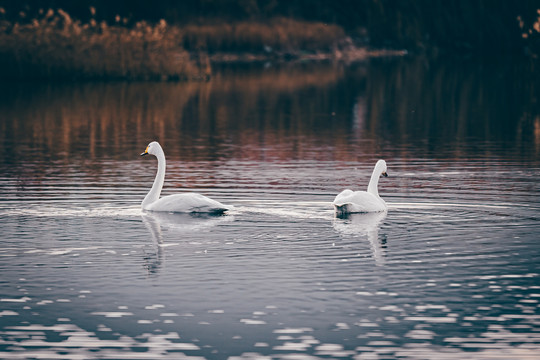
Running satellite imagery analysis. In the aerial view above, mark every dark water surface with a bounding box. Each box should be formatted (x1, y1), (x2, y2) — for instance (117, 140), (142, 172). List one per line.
(1, 58), (539, 359)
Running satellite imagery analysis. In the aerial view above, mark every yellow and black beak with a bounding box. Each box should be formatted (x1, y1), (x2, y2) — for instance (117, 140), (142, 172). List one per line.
(382, 172), (388, 177)
(140, 146), (149, 156)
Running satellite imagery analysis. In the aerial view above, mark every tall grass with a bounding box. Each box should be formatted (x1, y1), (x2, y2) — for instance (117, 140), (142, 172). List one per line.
(0, 9), (351, 80)
(182, 17), (346, 54)
(0, 9), (201, 80)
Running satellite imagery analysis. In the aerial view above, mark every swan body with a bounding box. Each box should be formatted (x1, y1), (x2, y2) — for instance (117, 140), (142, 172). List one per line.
(140, 141), (230, 214)
(333, 160), (388, 215)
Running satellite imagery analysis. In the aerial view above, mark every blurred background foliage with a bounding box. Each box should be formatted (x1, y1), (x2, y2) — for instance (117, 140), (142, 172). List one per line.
(1, 0), (539, 54)
(0, 0), (538, 80)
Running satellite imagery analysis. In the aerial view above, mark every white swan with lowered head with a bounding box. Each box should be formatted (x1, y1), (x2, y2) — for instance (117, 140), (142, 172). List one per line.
(140, 141), (230, 214)
(332, 160), (388, 215)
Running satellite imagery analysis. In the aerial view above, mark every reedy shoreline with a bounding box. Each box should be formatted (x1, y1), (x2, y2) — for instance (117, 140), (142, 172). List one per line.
(0, 9), (371, 81)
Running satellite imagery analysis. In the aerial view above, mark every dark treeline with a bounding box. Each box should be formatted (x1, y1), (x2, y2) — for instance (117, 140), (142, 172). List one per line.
(366, 0), (540, 54)
(1, 0), (539, 54)
(1, 0), (365, 25)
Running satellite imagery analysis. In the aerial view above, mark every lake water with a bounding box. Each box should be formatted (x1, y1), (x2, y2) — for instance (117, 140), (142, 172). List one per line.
(0, 58), (539, 359)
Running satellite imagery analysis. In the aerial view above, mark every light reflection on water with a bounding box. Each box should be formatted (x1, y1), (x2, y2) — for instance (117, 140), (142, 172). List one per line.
(0, 59), (539, 359)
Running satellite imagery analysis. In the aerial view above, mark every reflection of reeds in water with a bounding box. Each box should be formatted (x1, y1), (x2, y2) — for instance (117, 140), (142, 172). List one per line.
(0, 59), (537, 167)
(0, 82), (199, 158)
(364, 58), (539, 159)
(0, 64), (349, 162)
(0, 9), (200, 80)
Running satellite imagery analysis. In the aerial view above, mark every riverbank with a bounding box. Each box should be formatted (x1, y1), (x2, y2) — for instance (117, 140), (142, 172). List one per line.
(0, 9), (199, 80)
(0, 9), (406, 81)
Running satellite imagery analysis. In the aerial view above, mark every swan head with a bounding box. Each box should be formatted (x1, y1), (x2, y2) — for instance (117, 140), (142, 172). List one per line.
(376, 159), (388, 177)
(140, 141), (162, 157)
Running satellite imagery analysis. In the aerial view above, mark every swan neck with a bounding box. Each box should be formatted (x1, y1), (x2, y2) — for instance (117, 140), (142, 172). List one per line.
(367, 166), (381, 197)
(142, 149), (166, 208)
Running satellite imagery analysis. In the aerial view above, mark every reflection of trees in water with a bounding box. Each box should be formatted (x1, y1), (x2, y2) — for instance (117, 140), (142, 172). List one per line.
(0, 64), (351, 162)
(0, 59), (537, 169)
(365, 59), (539, 154)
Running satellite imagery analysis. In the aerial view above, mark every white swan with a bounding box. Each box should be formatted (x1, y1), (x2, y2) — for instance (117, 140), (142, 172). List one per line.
(140, 141), (230, 214)
(332, 160), (388, 215)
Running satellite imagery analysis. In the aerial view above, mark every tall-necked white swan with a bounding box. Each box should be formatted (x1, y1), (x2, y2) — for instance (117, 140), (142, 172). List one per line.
(140, 141), (230, 214)
(332, 159), (388, 215)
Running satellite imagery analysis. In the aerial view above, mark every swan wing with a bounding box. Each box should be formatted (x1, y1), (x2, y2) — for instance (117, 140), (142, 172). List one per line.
(333, 189), (354, 203)
(332, 190), (386, 213)
(145, 193), (231, 214)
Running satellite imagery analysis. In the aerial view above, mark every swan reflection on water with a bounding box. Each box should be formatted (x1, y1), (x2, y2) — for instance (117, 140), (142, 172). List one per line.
(332, 211), (387, 266)
(141, 211), (233, 274)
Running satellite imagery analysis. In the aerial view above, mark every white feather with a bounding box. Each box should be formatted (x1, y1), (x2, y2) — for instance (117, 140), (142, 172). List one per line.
(140, 141), (230, 214)
(332, 160), (388, 215)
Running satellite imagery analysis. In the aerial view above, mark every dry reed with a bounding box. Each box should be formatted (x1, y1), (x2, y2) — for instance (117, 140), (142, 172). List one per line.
(182, 17), (346, 54)
(0, 9), (201, 80)
(0, 9), (349, 80)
